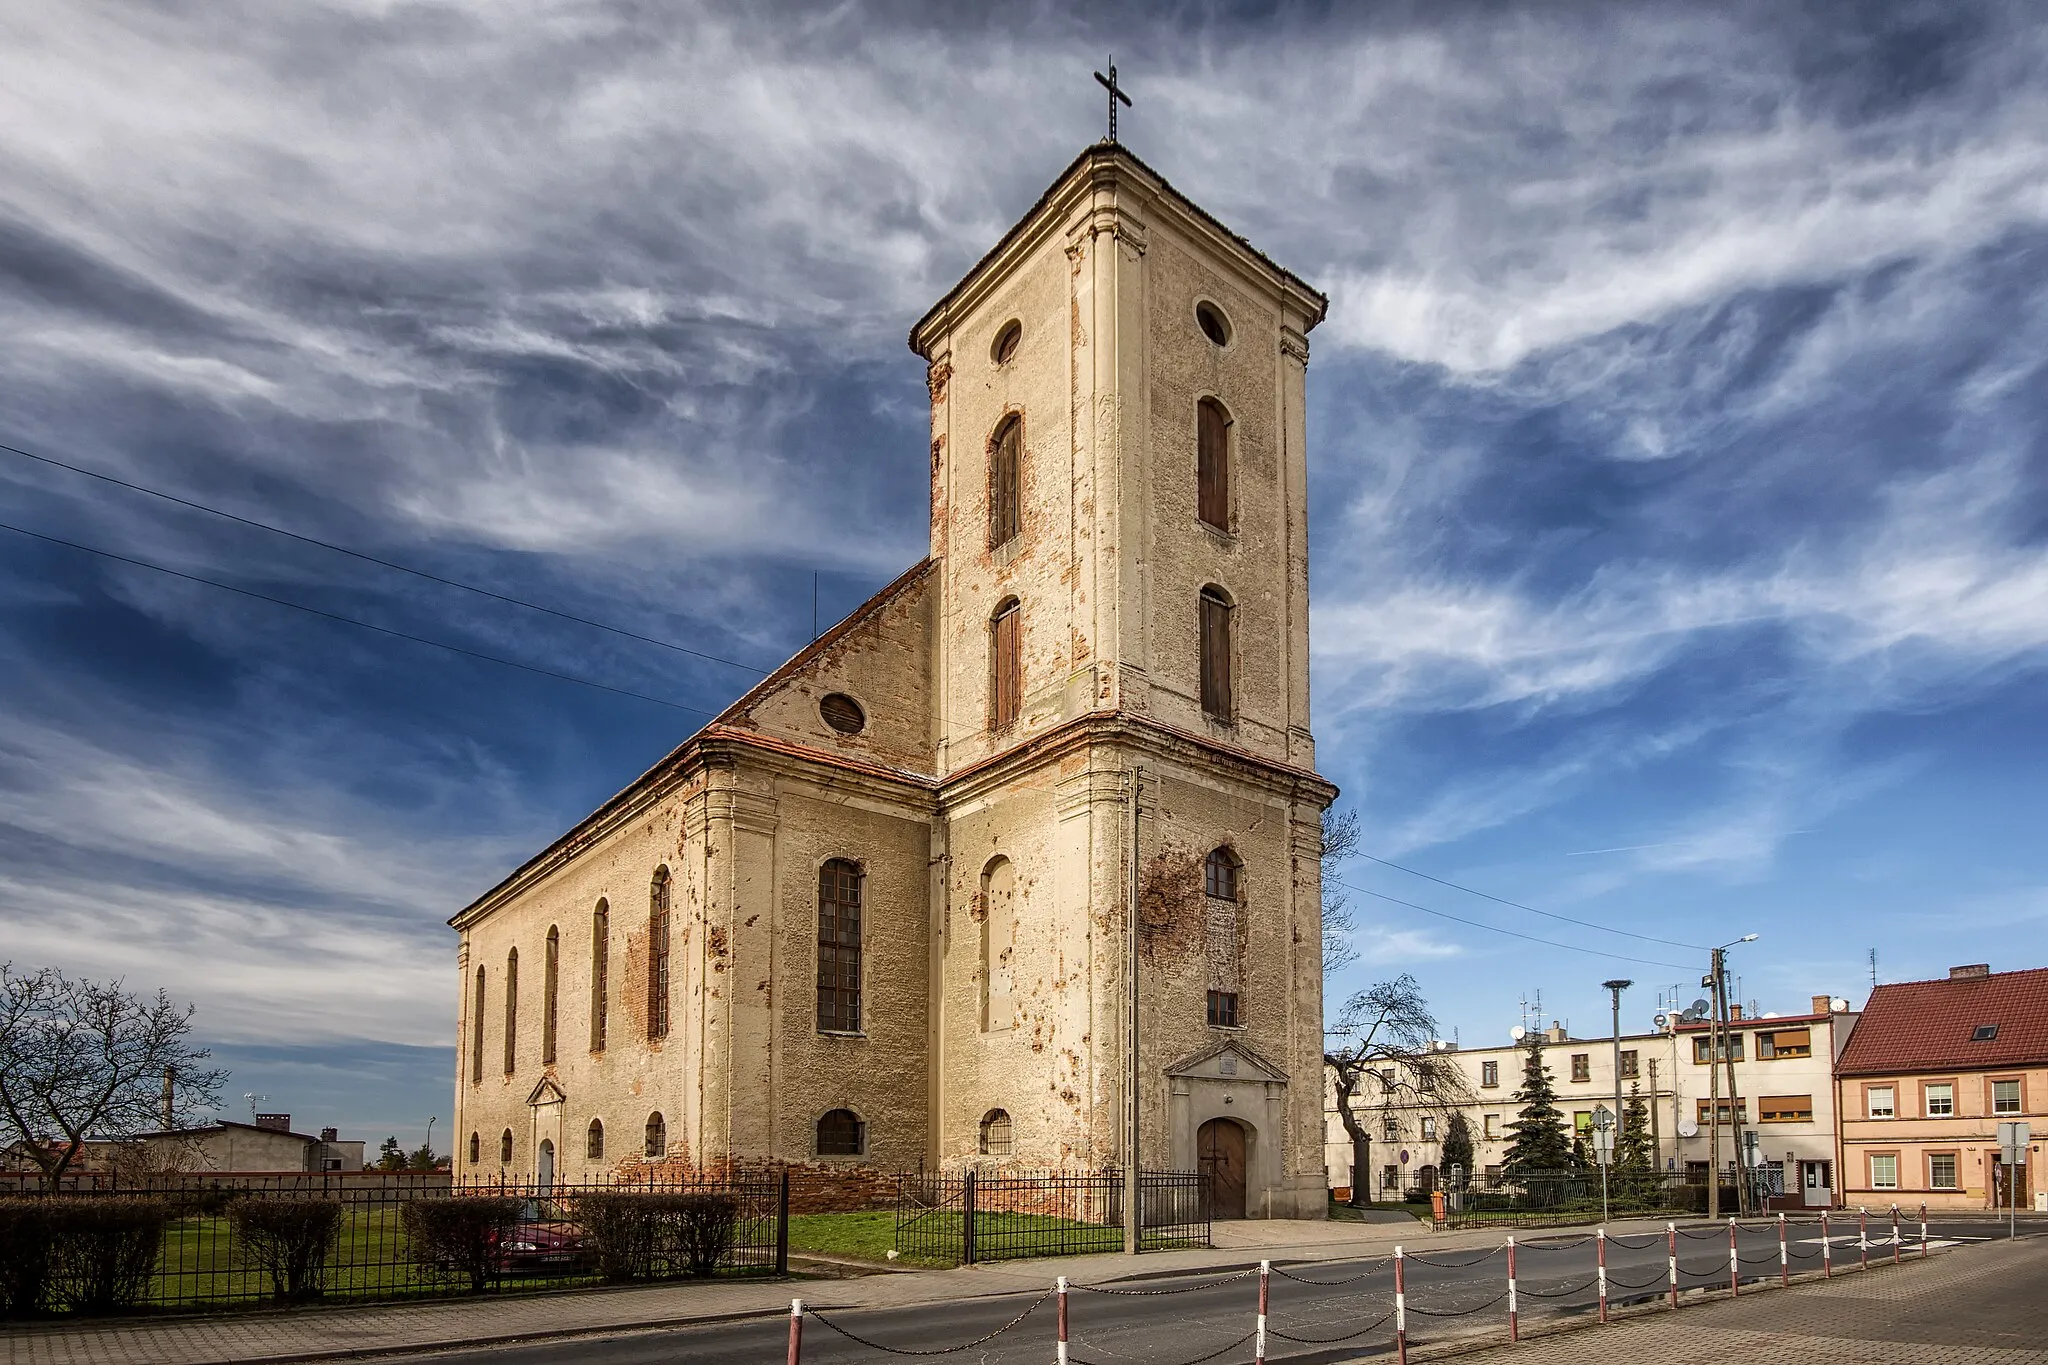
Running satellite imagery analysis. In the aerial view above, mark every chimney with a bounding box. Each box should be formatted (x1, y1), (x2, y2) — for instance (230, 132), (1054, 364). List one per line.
(1810, 995), (1830, 1015)
(319, 1127), (338, 1143)
(254, 1113), (291, 1132)
(1730, 1004), (1743, 1020)
(1950, 964), (1991, 980)
(1547, 1021), (1568, 1044)
(161, 1066), (175, 1129)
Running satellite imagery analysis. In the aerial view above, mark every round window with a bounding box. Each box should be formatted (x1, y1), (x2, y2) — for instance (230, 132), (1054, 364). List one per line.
(1195, 301), (1231, 347)
(991, 320), (1022, 365)
(819, 693), (866, 735)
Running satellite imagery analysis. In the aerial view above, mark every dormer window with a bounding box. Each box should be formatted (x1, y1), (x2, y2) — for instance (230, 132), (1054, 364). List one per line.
(1973, 1024), (1999, 1041)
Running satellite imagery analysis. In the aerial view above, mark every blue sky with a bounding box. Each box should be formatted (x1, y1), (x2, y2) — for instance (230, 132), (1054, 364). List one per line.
(2, 1), (2045, 1152)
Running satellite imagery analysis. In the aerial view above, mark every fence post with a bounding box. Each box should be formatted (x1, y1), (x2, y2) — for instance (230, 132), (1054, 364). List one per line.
(1597, 1228), (1608, 1323)
(1891, 1205), (1901, 1265)
(963, 1170), (977, 1266)
(1255, 1260), (1269, 1365)
(1667, 1222), (1678, 1308)
(776, 1168), (790, 1278)
(1507, 1236), (1518, 1341)
(786, 1298), (803, 1365)
(1394, 1245), (1408, 1365)
(1821, 1210), (1832, 1278)
(1859, 1206), (1868, 1272)
(1920, 1203), (1929, 1258)
(1727, 1217), (1738, 1296)
(1056, 1275), (1070, 1365)
(1778, 1212), (1788, 1288)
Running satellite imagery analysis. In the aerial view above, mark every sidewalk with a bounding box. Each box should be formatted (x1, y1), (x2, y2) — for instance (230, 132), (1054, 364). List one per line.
(2, 1214), (1466, 1365)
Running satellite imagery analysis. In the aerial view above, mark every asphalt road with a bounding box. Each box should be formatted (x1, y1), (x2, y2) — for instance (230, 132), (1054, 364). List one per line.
(410, 1217), (2040, 1365)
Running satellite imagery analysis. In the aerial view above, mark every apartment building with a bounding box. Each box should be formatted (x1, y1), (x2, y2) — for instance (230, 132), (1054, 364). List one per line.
(1835, 964), (2048, 1211)
(1325, 994), (1855, 1208)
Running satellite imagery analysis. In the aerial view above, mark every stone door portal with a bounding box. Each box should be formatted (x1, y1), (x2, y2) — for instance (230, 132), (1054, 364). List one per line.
(1198, 1118), (1247, 1220)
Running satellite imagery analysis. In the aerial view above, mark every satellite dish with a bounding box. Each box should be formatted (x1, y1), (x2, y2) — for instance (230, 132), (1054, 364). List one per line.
(1762, 1011), (1780, 1019)
(1830, 997), (1850, 1012)
(1690, 999), (1712, 1017)
(1653, 1013), (1669, 1029)
(1677, 1118), (1699, 1138)
(1510, 1025), (1527, 1041)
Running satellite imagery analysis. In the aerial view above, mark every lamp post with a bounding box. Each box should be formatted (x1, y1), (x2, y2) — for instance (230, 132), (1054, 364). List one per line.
(1602, 979), (1632, 1174)
(1707, 935), (1758, 1219)
(426, 1116), (437, 1165)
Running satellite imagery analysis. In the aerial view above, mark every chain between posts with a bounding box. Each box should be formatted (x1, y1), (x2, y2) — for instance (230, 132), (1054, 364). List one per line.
(804, 1287), (1052, 1356)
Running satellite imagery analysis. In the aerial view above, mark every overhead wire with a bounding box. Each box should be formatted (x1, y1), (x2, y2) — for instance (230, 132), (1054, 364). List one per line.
(1330, 876), (1695, 971)
(0, 520), (722, 718)
(0, 439), (772, 675)
(1353, 850), (1708, 952)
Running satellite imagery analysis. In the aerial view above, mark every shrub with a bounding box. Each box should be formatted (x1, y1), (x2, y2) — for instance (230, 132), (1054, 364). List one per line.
(0, 1200), (57, 1318)
(230, 1198), (344, 1303)
(574, 1192), (741, 1281)
(401, 1197), (520, 1294)
(47, 1197), (170, 1313)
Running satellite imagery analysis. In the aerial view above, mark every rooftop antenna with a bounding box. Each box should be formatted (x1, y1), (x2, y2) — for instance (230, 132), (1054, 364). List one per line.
(1094, 57), (1132, 144)
(1868, 948), (1878, 990)
(242, 1092), (268, 1120)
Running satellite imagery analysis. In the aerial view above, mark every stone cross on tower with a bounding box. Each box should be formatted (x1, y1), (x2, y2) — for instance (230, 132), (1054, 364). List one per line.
(1094, 58), (1132, 143)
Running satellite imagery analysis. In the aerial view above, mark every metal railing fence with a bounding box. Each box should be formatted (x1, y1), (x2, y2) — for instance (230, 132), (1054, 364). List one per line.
(895, 1169), (1210, 1264)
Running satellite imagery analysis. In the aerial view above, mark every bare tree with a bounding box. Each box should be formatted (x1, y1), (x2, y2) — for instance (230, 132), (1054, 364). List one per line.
(1324, 974), (1473, 1207)
(0, 963), (226, 1185)
(1320, 808), (1360, 975)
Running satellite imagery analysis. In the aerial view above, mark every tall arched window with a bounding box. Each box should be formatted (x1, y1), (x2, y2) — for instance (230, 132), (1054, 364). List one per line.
(816, 1108), (864, 1156)
(648, 868), (671, 1040)
(1199, 587), (1233, 720)
(1204, 847), (1240, 902)
(980, 856), (1015, 1033)
(587, 1118), (605, 1160)
(502, 948), (519, 1074)
(979, 1108), (1013, 1157)
(470, 966), (486, 1085)
(590, 899), (609, 1052)
(989, 415), (1022, 548)
(468, 1132), (480, 1165)
(1204, 846), (1242, 1028)
(542, 926), (560, 1065)
(990, 598), (1022, 731)
(644, 1111), (666, 1159)
(1197, 398), (1231, 530)
(817, 859), (863, 1033)
(499, 1128), (513, 1164)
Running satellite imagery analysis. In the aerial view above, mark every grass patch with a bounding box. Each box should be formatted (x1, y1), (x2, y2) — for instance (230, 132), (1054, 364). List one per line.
(791, 1209), (1172, 1269)
(785, 1212), (927, 1265)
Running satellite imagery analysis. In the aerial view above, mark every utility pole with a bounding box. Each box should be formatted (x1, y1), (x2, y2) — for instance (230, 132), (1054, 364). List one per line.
(1707, 955), (1723, 1220)
(1124, 765), (1143, 1255)
(1706, 937), (1758, 1217)
(1647, 1057), (1661, 1169)
(1603, 980), (1632, 1160)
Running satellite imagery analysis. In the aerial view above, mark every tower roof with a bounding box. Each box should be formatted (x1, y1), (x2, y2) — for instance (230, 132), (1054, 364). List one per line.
(910, 142), (1327, 357)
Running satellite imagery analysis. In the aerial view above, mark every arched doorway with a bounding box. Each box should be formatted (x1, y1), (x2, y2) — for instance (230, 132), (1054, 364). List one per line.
(537, 1138), (555, 1187)
(1197, 1118), (1247, 1220)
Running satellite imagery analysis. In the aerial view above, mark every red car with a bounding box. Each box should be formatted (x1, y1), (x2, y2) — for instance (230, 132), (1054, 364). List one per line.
(491, 1199), (591, 1273)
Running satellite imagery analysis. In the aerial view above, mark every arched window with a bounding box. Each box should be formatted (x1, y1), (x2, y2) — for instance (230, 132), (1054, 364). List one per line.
(542, 926), (560, 1065)
(644, 1111), (666, 1159)
(470, 966), (486, 1085)
(1197, 398), (1230, 531)
(990, 597), (1022, 731)
(648, 868), (671, 1040)
(499, 1128), (513, 1164)
(1204, 847), (1240, 902)
(587, 1118), (605, 1160)
(817, 1109), (864, 1156)
(979, 1109), (1013, 1157)
(1199, 587), (1233, 720)
(1205, 846), (1242, 1029)
(979, 856), (1015, 1033)
(590, 899), (609, 1052)
(817, 859), (863, 1033)
(468, 1132), (480, 1165)
(989, 415), (1022, 548)
(502, 948), (519, 1074)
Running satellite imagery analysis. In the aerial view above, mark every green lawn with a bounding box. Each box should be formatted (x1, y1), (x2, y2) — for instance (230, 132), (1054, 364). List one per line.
(790, 1208), (1186, 1269)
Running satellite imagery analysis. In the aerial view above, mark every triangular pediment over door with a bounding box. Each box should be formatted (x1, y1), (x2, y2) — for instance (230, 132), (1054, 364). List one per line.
(1164, 1039), (1289, 1084)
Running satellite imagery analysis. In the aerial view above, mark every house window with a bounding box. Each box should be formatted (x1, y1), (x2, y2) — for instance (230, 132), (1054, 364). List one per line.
(1199, 587), (1234, 720)
(1484, 1114), (1500, 1139)
(1867, 1086), (1895, 1118)
(1204, 847), (1240, 902)
(542, 926), (560, 1065)
(1869, 1153), (1898, 1189)
(990, 598), (1022, 730)
(1696, 1098), (1747, 1125)
(1693, 1034), (1745, 1063)
(1929, 1153), (1958, 1189)
(1924, 1083), (1955, 1117)
(1757, 1095), (1813, 1123)
(1569, 1054), (1590, 1082)
(980, 856), (1014, 1033)
(1481, 1060), (1499, 1087)
(1421, 1117), (1438, 1140)
(817, 1109), (864, 1156)
(1483, 1164), (1502, 1183)
(587, 1119), (604, 1160)
(1207, 990), (1240, 1028)
(1382, 1116), (1400, 1141)
(1619, 1050), (1639, 1079)
(499, 1129), (513, 1164)
(503, 948), (519, 1074)
(590, 899), (609, 1052)
(1756, 1028), (1811, 1060)
(989, 415), (1022, 548)
(1381, 1164), (1399, 1193)
(1994, 1079), (2023, 1115)
(470, 966), (486, 1086)
(1197, 398), (1230, 531)
(979, 1109), (1013, 1157)
(468, 1132), (480, 1165)
(817, 859), (863, 1033)
(644, 1112), (666, 1159)
(648, 868), (671, 1040)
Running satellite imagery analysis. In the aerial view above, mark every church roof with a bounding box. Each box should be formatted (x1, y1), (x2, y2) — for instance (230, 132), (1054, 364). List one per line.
(911, 141), (1327, 355)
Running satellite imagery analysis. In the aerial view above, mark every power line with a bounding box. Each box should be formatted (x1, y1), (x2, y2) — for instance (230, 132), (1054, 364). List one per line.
(1354, 851), (1707, 952)
(0, 439), (771, 675)
(0, 520), (721, 718)
(1331, 876), (1696, 972)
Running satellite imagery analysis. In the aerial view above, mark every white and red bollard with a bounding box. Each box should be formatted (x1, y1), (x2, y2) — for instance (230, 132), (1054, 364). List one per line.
(1892, 1205), (1902, 1265)
(1859, 1207), (1870, 1272)
(1254, 1261), (1268, 1365)
(1667, 1221), (1679, 1308)
(1728, 1217), (1739, 1297)
(1394, 1245), (1408, 1365)
(1597, 1227), (1609, 1323)
(1821, 1209), (1832, 1278)
(1921, 1203), (1930, 1258)
(1057, 1276), (1070, 1365)
(1507, 1235), (1519, 1341)
(786, 1298), (803, 1365)
(1779, 1212), (1789, 1288)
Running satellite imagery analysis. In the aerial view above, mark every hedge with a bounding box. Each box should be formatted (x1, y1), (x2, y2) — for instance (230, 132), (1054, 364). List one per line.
(229, 1198), (344, 1303)
(574, 1192), (740, 1280)
(400, 1197), (520, 1294)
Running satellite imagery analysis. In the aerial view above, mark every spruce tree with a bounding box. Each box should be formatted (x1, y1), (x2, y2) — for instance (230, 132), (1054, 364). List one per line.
(1500, 1033), (1573, 1173)
(1441, 1113), (1476, 1187)
(1617, 1082), (1656, 1173)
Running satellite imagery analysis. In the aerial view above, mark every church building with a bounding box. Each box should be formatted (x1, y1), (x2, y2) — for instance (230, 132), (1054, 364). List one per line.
(450, 142), (1337, 1219)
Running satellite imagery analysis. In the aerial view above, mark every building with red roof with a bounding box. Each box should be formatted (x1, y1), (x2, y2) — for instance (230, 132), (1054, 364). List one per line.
(1834, 964), (2048, 1210)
